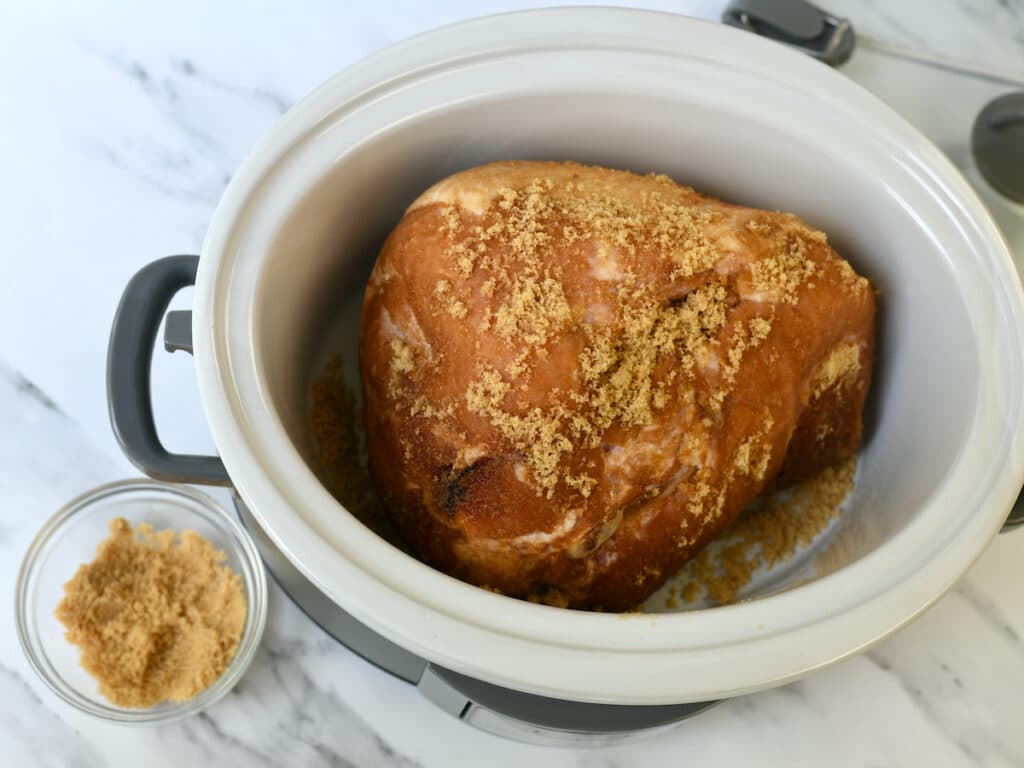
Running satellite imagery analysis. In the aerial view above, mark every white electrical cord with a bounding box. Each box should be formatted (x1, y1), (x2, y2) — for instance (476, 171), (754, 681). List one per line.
(857, 34), (1024, 88)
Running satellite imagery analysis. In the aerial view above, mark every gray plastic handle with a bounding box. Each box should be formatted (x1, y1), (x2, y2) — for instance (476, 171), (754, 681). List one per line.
(972, 92), (1024, 204)
(722, 0), (855, 67)
(107, 255), (230, 485)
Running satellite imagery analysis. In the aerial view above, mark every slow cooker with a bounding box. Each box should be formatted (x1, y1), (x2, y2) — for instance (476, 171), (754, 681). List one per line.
(105, 7), (1024, 745)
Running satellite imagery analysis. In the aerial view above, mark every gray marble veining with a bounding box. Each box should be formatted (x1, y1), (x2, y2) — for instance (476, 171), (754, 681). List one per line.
(1, 2), (1022, 766)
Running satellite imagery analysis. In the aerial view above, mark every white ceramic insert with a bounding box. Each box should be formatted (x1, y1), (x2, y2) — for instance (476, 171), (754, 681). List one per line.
(190, 8), (1024, 704)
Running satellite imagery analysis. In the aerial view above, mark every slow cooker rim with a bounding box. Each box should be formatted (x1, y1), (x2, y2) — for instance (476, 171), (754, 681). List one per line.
(191, 7), (1024, 703)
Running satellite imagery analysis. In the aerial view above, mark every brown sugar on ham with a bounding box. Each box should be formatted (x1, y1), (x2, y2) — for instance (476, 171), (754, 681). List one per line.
(359, 160), (875, 611)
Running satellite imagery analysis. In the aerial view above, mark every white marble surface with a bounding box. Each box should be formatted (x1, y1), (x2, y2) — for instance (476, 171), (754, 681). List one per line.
(2, 1), (1023, 765)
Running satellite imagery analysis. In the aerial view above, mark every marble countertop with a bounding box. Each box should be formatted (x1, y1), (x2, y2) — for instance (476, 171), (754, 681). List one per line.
(2, 1), (1022, 765)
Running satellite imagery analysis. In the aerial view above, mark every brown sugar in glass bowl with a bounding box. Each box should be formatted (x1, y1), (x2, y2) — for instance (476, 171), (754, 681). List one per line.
(16, 480), (267, 724)
(56, 517), (247, 708)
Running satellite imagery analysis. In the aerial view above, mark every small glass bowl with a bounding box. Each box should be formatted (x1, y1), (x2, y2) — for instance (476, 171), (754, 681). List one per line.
(15, 479), (267, 724)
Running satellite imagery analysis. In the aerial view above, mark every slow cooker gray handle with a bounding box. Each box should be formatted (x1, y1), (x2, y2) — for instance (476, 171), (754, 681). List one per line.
(107, 254), (230, 486)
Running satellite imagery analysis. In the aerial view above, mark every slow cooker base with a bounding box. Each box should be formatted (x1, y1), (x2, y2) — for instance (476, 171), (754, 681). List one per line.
(231, 495), (718, 746)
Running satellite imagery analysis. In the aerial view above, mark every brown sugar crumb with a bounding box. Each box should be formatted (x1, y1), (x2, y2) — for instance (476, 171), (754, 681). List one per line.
(506, 350), (531, 380)
(652, 383), (670, 410)
(579, 281), (730, 431)
(565, 473), (598, 498)
(835, 258), (868, 292)
(665, 210), (720, 280)
(434, 278), (469, 319)
(748, 316), (772, 343)
(386, 342), (453, 421)
(446, 298), (468, 319)
(681, 579), (702, 603)
(469, 278), (731, 496)
(439, 205), (478, 277)
(427, 166), (850, 511)
(492, 275), (571, 346)
(732, 420), (774, 483)
(664, 584), (680, 610)
(707, 313), (774, 412)
(749, 233), (817, 305)
(55, 518), (246, 708)
(390, 339), (415, 373)
(466, 365), (511, 411)
(686, 479), (725, 529)
(407, 394), (456, 422)
(443, 169), (722, 286)
(811, 342), (861, 399)
(440, 204), (463, 235)
(745, 218), (774, 234)
(527, 588), (570, 608)
(428, 168), (745, 499)
(387, 338), (415, 399)
(498, 186), (517, 210)
(686, 481), (712, 523)
(465, 366), (573, 495)
(679, 457), (857, 605)
(310, 357), (399, 542)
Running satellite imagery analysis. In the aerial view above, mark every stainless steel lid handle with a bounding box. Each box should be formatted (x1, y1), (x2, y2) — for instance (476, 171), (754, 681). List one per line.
(106, 254), (230, 485)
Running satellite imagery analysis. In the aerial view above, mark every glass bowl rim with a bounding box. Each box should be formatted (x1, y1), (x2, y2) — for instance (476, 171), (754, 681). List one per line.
(14, 478), (268, 724)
